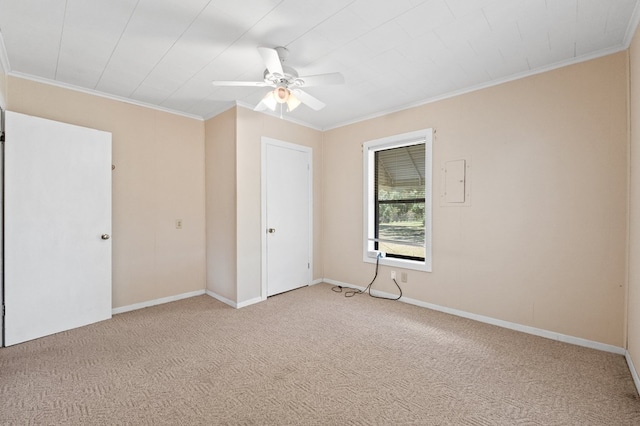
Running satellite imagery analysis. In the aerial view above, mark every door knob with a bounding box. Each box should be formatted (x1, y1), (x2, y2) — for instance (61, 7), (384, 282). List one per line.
(101, 234), (110, 240)
(268, 228), (276, 234)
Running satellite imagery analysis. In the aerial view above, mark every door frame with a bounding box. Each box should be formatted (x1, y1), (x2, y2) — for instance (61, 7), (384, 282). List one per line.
(261, 137), (313, 300)
(1, 107), (4, 346)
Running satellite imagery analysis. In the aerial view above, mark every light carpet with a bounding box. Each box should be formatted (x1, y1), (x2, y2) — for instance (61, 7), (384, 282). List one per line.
(1, 283), (639, 425)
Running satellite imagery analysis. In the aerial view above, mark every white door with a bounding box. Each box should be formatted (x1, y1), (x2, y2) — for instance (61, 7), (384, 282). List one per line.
(0, 115), (4, 342)
(4, 111), (112, 346)
(263, 139), (311, 297)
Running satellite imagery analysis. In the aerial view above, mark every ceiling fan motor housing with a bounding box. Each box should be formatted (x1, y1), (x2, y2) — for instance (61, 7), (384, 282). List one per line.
(263, 65), (301, 87)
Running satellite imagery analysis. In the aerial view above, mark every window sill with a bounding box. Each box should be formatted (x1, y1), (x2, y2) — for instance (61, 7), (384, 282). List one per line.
(363, 253), (432, 272)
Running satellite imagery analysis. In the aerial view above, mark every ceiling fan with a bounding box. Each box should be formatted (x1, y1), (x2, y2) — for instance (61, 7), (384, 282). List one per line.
(211, 46), (345, 113)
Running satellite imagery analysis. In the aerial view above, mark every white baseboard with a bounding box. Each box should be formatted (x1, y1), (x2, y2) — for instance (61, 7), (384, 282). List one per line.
(205, 290), (264, 309)
(208, 281), (322, 309)
(625, 351), (640, 395)
(207, 280), (321, 308)
(322, 278), (626, 356)
(112, 289), (206, 315)
(237, 296), (264, 308)
(206, 290), (236, 308)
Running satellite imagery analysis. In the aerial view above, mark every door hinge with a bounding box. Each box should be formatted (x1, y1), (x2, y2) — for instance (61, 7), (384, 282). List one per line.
(2, 304), (4, 318)
(308, 262), (310, 269)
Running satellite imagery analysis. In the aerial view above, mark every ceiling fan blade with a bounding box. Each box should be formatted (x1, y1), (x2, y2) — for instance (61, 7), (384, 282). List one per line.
(258, 47), (284, 76)
(298, 72), (345, 87)
(254, 91), (277, 112)
(292, 89), (326, 111)
(211, 80), (269, 87)
(254, 101), (268, 112)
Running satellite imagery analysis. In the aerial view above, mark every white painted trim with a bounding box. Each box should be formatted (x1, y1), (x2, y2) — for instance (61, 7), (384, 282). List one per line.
(261, 141), (267, 300)
(231, 103), (323, 131)
(206, 290), (237, 308)
(261, 137), (313, 299)
(201, 102), (238, 121)
(112, 290), (205, 315)
(8, 71), (204, 121)
(212, 42), (635, 132)
(3, 45), (630, 133)
(323, 278), (626, 355)
(624, 0), (640, 48)
(0, 31), (9, 109)
(311, 278), (323, 285)
(237, 297), (263, 309)
(324, 45), (629, 131)
(625, 351), (640, 395)
(205, 290), (263, 309)
(0, 127), (3, 346)
(362, 129), (433, 272)
(203, 102), (323, 132)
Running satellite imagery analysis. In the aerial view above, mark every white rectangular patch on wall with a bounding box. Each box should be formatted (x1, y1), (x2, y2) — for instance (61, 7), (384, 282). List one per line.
(441, 158), (471, 206)
(445, 159), (466, 203)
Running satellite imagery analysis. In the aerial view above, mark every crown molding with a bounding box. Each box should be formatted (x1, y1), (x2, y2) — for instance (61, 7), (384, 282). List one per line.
(9, 71), (204, 121)
(624, 0), (640, 48)
(2, 21), (635, 133)
(201, 102), (237, 121)
(203, 100), (322, 131)
(234, 100), (322, 131)
(325, 45), (629, 131)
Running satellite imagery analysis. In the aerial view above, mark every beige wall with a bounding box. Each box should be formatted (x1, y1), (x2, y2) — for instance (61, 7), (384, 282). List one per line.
(205, 108), (237, 302)
(628, 29), (640, 371)
(7, 76), (207, 309)
(323, 52), (629, 347)
(236, 106), (323, 303)
(1, 48), (631, 351)
(203, 106), (323, 305)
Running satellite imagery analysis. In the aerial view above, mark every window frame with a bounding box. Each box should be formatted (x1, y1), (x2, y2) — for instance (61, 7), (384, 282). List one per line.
(362, 129), (433, 272)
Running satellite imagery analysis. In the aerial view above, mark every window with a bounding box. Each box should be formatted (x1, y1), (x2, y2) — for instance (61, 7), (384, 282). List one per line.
(363, 129), (432, 272)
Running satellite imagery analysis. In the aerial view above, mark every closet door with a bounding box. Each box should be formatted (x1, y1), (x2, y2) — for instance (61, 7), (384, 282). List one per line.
(4, 111), (112, 346)
(263, 138), (312, 297)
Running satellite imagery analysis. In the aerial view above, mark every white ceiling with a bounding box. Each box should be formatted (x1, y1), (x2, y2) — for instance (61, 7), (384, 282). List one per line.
(0, 0), (639, 130)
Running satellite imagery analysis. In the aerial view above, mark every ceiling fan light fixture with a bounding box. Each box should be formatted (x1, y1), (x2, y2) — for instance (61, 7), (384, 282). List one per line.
(274, 86), (289, 103)
(286, 93), (302, 111)
(214, 47), (343, 114)
(261, 91), (278, 111)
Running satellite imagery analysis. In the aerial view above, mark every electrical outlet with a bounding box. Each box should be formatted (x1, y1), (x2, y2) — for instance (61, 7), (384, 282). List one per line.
(391, 271), (396, 280)
(175, 219), (183, 229)
(401, 272), (408, 283)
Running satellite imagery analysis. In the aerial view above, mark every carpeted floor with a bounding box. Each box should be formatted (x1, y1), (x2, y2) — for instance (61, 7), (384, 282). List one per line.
(1, 283), (639, 425)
